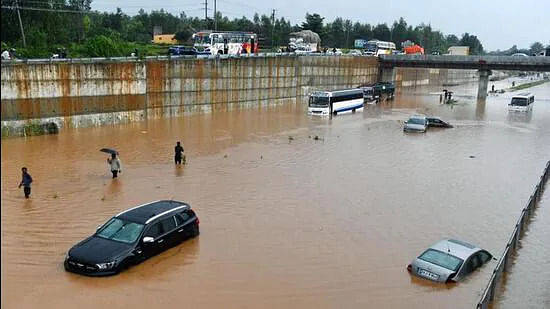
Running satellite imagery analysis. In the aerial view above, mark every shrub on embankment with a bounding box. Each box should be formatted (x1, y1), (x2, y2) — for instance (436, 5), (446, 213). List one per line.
(1, 122), (59, 138)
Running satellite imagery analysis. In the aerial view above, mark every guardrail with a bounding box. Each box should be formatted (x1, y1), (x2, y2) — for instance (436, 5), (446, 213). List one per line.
(0, 52), (374, 65)
(476, 160), (550, 309)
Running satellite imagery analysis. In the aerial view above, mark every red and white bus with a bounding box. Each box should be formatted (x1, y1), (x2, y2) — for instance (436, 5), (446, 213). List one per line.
(192, 31), (259, 55)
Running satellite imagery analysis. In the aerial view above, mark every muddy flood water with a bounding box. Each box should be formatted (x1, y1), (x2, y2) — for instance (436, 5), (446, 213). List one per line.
(2, 79), (550, 309)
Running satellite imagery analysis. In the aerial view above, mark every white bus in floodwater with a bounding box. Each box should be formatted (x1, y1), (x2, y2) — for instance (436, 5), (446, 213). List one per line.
(508, 93), (534, 112)
(308, 89), (364, 116)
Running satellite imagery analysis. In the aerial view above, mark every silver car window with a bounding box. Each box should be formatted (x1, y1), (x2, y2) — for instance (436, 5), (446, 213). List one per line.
(419, 249), (464, 272)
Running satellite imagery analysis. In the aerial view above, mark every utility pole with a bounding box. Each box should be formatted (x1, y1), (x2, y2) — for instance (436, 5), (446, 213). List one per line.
(203, 0), (208, 29)
(271, 9), (276, 50)
(214, 0), (217, 31)
(15, 0), (26, 47)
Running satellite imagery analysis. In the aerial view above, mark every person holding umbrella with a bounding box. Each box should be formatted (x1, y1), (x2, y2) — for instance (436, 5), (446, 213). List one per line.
(107, 153), (122, 178)
(101, 148), (122, 178)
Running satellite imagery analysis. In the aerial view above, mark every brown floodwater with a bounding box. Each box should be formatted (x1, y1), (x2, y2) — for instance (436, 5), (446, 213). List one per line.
(2, 79), (550, 309)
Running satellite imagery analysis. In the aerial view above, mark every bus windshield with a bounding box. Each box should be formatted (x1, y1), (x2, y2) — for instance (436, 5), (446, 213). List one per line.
(194, 35), (210, 44)
(309, 96), (329, 107)
(365, 43), (377, 52)
(510, 98), (528, 106)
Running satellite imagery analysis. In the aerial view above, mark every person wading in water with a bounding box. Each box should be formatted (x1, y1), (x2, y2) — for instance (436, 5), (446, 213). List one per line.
(107, 153), (122, 178)
(18, 167), (33, 198)
(174, 141), (185, 165)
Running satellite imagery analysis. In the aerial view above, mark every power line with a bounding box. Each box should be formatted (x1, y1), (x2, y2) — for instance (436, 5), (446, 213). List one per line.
(15, 0), (26, 47)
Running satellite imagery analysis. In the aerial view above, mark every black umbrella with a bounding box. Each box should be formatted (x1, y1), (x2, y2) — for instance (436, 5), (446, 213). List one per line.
(100, 148), (119, 155)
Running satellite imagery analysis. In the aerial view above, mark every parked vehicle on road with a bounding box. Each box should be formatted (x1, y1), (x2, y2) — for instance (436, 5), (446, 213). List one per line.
(193, 31), (258, 55)
(348, 49), (362, 56)
(64, 200), (199, 276)
(168, 46), (197, 56)
(511, 53), (529, 57)
(404, 44), (425, 55)
(403, 115), (428, 132)
(508, 93), (534, 112)
(364, 40), (396, 56)
(407, 239), (493, 283)
(308, 89), (364, 116)
(426, 116), (453, 128)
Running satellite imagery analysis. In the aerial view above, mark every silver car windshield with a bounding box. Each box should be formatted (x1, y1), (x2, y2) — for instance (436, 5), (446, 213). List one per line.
(408, 118), (426, 125)
(97, 218), (144, 244)
(419, 249), (464, 272)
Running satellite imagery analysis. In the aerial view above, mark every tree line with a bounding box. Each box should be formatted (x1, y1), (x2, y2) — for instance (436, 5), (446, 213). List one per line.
(1, 1), (542, 58)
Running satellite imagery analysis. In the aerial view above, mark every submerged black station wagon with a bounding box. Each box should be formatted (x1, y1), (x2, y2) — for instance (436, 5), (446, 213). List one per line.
(65, 200), (199, 276)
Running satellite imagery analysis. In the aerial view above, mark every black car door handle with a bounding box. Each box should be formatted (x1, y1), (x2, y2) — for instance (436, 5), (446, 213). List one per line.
(157, 239), (164, 243)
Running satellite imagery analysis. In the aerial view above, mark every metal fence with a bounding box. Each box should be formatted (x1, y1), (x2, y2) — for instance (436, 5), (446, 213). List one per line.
(476, 160), (550, 309)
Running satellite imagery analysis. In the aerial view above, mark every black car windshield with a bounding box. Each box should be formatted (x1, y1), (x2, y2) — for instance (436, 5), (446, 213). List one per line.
(97, 218), (144, 244)
(419, 249), (464, 272)
(408, 118), (426, 125)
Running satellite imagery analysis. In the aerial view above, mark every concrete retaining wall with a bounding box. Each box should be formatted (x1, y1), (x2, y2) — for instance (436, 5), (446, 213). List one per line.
(396, 67), (478, 88)
(1, 55), (379, 136)
(1, 55), (473, 136)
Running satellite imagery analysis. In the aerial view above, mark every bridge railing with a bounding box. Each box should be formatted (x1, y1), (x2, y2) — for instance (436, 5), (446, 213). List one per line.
(476, 160), (550, 309)
(0, 52), (373, 65)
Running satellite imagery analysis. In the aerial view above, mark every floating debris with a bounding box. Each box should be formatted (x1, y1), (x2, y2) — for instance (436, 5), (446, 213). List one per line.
(52, 193), (58, 199)
(288, 136), (294, 141)
(224, 154), (228, 158)
(314, 135), (320, 140)
(101, 196), (105, 201)
(469, 155), (476, 159)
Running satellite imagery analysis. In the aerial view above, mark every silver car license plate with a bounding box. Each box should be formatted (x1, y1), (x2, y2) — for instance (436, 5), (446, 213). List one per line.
(418, 268), (439, 280)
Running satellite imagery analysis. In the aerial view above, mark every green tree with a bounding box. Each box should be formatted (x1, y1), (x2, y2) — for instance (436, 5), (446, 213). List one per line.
(529, 42), (544, 55)
(301, 13), (324, 35)
(459, 32), (484, 55)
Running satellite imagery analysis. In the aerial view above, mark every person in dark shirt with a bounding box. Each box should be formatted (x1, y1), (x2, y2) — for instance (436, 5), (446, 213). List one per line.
(18, 167), (33, 198)
(174, 141), (185, 164)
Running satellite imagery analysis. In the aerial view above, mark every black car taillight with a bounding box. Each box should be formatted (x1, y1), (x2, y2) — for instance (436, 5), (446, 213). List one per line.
(446, 272), (456, 283)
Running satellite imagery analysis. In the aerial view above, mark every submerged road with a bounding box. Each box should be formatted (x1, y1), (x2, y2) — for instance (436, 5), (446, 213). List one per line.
(1, 79), (549, 308)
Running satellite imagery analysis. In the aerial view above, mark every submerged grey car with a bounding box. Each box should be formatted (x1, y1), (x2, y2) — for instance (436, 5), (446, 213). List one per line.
(407, 239), (492, 283)
(403, 115), (428, 132)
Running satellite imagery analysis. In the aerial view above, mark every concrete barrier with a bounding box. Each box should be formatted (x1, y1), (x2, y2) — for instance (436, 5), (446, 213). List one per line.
(1, 54), (475, 137)
(476, 160), (550, 309)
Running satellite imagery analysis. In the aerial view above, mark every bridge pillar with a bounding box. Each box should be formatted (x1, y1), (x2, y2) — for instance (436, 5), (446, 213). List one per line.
(378, 66), (396, 83)
(477, 70), (491, 99)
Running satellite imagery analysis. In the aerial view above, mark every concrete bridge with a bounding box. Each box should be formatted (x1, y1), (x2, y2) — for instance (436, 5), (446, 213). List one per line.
(379, 55), (550, 98)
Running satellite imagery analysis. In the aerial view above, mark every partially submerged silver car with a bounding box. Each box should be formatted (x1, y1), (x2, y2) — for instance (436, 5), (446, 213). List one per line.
(403, 115), (428, 132)
(407, 239), (492, 283)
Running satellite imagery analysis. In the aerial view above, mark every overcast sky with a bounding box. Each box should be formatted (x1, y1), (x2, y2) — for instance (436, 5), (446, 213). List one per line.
(92, 0), (550, 51)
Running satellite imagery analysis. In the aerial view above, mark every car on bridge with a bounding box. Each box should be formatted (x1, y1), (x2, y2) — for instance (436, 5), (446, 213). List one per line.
(407, 239), (493, 283)
(64, 200), (200, 276)
(168, 46), (198, 56)
(511, 53), (529, 57)
(403, 115), (428, 133)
